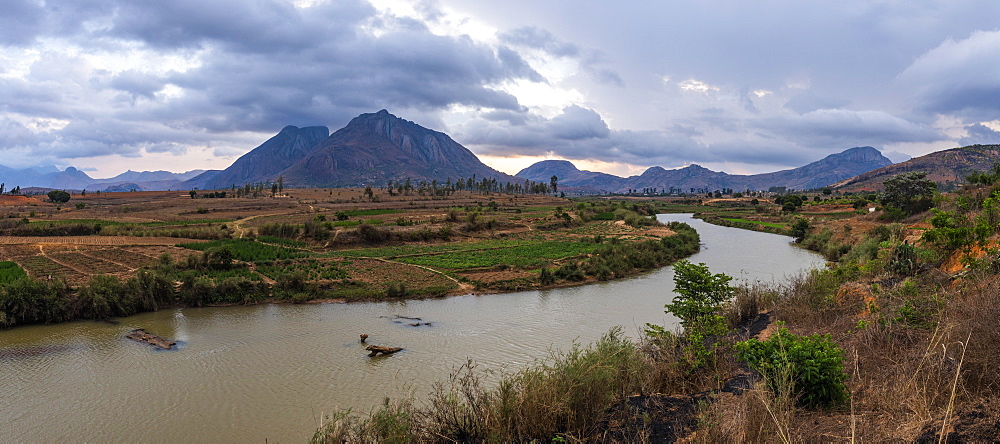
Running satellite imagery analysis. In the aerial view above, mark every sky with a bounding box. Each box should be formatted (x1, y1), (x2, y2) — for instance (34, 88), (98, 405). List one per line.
(2, 0), (1000, 179)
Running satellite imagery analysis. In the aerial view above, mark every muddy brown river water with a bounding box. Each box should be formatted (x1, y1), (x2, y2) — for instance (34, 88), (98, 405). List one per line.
(0, 214), (825, 442)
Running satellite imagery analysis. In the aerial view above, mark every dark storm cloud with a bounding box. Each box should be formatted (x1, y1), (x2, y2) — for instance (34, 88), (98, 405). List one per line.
(548, 106), (609, 140)
(105, 70), (168, 100)
(960, 123), (1000, 146)
(758, 109), (942, 148)
(499, 26), (622, 86)
(4, 0), (1000, 174)
(0, 0), (45, 46)
(499, 27), (580, 57)
(899, 30), (1000, 122)
(782, 93), (850, 115)
(457, 106), (706, 167)
(0, 0), (543, 162)
(103, 0), (371, 53)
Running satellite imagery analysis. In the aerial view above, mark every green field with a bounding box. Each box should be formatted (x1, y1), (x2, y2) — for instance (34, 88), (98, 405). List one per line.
(394, 241), (601, 269)
(722, 218), (787, 229)
(330, 239), (539, 258)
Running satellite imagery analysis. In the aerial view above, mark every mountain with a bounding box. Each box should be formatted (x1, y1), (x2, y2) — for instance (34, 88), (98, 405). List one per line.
(0, 164), (213, 191)
(744, 146), (894, 190)
(277, 110), (515, 188)
(96, 169), (207, 184)
(516, 160), (625, 192)
(517, 146), (894, 193)
(197, 125), (330, 190)
(832, 144), (1000, 191)
(0, 165), (94, 190)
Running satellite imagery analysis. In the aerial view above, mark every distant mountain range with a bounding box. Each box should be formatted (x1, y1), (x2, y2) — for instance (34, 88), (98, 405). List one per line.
(0, 164), (206, 192)
(8, 109), (999, 195)
(832, 144), (1000, 191)
(517, 147), (894, 193)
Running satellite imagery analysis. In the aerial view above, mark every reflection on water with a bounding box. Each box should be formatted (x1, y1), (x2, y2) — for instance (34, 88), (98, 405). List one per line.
(0, 214), (825, 442)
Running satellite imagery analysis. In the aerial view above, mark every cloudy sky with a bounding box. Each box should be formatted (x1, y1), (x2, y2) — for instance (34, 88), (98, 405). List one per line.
(2, 0), (1000, 178)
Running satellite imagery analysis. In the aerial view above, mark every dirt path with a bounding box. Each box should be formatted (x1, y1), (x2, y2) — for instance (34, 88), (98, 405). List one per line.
(368, 257), (475, 294)
(229, 211), (303, 238)
(0, 236), (207, 245)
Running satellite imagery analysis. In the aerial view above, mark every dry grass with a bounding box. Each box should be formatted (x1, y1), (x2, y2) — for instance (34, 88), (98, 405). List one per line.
(691, 257), (1000, 442)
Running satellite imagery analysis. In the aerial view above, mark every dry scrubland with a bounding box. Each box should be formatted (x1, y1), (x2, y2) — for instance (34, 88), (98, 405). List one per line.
(0, 187), (698, 326)
(312, 182), (1000, 442)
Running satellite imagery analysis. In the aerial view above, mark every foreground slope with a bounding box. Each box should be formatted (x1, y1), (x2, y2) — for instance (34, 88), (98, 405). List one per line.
(833, 144), (1000, 191)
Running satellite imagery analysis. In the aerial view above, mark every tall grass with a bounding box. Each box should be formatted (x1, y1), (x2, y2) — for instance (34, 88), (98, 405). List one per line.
(313, 327), (652, 442)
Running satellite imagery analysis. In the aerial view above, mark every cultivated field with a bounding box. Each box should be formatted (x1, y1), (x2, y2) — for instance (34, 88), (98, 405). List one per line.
(0, 187), (694, 300)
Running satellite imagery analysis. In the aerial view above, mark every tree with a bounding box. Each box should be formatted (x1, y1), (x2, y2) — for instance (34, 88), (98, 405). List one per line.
(189, 190), (198, 199)
(650, 260), (735, 368)
(550, 175), (558, 193)
(47, 190), (71, 203)
(879, 171), (935, 216)
(666, 260), (734, 330)
(790, 218), (810, 242)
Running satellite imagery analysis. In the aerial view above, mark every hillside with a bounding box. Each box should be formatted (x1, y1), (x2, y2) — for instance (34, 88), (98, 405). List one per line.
(196, 125), (330, 190)
(832, 144), (1000, 191)
(518, 146), (893, 193)
(277, 110), (516, 188)
(516, 160), (625, 192)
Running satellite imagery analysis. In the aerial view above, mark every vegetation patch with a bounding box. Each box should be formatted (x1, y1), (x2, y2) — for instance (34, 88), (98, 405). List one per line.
(177, 239), (312, 262)
(0, 261), (27, 285)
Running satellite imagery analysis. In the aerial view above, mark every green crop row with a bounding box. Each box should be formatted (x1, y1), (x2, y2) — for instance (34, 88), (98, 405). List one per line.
(395, 241), (601, 269)
(331, 239), (538, 259)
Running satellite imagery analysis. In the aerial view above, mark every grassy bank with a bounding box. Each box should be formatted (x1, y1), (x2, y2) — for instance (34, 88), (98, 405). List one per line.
(313, 179), (1000, 442)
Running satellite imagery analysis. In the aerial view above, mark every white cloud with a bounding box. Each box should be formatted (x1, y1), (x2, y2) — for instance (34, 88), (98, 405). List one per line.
(679, 79), (720, 93)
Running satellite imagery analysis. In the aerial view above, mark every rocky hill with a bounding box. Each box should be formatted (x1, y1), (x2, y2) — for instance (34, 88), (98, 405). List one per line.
(518, 146), (894, 193)
(516, 160), (625, 192)
(277, 110), (516, 188)
(195, 125), (330, 190)
(832, 144), (1000, 191)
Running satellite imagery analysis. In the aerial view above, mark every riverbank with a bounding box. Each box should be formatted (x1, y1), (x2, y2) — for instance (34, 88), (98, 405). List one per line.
(0, 189), (701, 328)
(0, 214), (824, 442)
(312, 182), (1000, 442)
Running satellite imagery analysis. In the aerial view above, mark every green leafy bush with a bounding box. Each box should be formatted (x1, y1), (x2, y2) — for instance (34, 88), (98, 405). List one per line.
(0, 261), (27, 285)
(736, 327), (849, 408)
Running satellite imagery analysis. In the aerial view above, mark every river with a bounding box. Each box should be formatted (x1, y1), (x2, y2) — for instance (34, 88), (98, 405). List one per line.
(0, 214), (825, 442)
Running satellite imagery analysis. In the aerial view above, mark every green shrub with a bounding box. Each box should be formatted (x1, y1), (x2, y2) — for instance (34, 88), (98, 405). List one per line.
(736, 327), (849, 408)
(0, 261), (27, 285)
(889, 242), (918, 275)
(653, 260), (733, 368)
(386, 282), (408, 298)
(538, 267), (556, 285)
